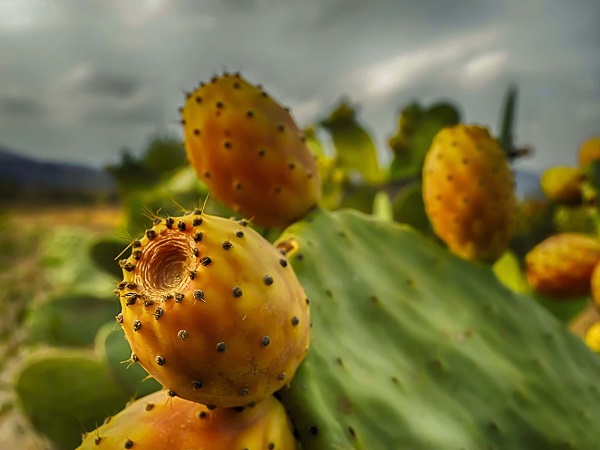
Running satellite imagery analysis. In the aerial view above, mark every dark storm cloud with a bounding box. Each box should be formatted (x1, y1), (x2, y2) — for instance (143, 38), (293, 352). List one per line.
(0, 0), (598, 171)
(0, 96), (45, 117)
(82, 71), (141, 98)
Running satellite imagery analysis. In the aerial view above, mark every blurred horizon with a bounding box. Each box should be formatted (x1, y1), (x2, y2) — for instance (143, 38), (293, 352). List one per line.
(1, 0), (599, 174)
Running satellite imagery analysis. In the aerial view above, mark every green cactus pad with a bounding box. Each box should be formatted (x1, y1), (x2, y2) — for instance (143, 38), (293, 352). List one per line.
(277, 208), (600, 449)
(89, 236), (126, 278)
(391, 182), (430, 231)
(41, 228), (117, 298)
(97, 322), (161, 398)
(26, 294), (119, 346)
(389, 102), (460, 180)
(14, 350), (130, 450)
(321, 101), (384, 185)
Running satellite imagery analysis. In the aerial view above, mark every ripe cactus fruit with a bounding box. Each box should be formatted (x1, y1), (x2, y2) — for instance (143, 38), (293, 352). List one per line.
(590, 260), (600, 309)
(78, 390), (297, 449)
(115, 211), (310, 407)
(422, 124), (515, 263)
(584, 321), (600, 353)
(540, 166), (583, 204)
(525, 233), (600, 298)
(180, 73), (321, 228)
(578, 136), (600, 167)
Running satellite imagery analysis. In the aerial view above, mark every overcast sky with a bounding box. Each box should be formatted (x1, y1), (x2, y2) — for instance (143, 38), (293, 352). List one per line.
(1, 0), (599, 174)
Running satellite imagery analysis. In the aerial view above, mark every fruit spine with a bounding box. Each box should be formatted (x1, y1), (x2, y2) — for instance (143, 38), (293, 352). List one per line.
(115, 210), (310, 407)
(180, 73), (321, 228)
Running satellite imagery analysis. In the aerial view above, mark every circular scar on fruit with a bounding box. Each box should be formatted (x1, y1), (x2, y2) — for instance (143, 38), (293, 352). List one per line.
(135, 231), (198, 302)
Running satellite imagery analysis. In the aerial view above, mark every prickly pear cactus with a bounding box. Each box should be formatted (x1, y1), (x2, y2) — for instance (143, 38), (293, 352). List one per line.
(276, 207), (600, 449)
(320, 100), (383, 185)
(26, 293), (118, 347)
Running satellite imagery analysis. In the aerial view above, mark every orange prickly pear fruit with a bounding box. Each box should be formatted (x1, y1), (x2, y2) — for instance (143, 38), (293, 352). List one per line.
(540, 166), (583, 204)
(77, 390), (298, 449)
(180, 73), (321, 228)
(422, 124), (515, 263)
(590, 260), (600, 309)
(525, 233), (600, 299)
(578, 136), (600, 168)
(115, 211), (310, 408)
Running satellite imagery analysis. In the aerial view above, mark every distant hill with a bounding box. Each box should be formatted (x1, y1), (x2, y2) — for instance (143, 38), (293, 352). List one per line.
(0, 146), (117, 202)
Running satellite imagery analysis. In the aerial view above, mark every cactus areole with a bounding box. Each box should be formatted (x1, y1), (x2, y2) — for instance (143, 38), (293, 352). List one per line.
(116, 212), (311, 407)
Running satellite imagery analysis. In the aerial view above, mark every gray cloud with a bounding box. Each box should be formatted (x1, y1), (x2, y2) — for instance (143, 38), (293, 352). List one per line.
(83, 96), (164, 125)
(0, 0), (597, 173)
(82, 71), (140, 98)
(0, 96), (45, 117)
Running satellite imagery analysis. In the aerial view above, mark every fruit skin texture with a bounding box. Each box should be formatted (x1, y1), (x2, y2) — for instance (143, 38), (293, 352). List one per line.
(77, 390), (297, 449)
(181, 73), (321, 228)
(116, 212), (310, 407)
(525, 233), (600, 299)
(422, 124), (515, 263)
(578, 136), (600, 167)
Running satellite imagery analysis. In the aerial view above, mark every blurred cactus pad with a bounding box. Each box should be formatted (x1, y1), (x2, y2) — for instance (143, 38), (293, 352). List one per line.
(276, 207), (600, 449)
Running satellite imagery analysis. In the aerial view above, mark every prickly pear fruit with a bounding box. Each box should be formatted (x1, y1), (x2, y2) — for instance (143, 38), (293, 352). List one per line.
(540, 166), (583, 204)
(422, 124), (515, 263)
(590, 260), (600, 309)
(525, 233), (600, 299)
(180, 73), (321, 228)
(115, 211), (310, 407)
(584, 321), (600, 353)
(578, 136), (600, 167)
(78, 390), (297, 449)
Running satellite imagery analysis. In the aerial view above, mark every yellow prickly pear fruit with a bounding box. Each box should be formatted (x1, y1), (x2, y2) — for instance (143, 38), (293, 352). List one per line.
(78, 390), (297, 449)
(525, 233), (600, 299)
(422, 124), (515, 263)
(578, 136), (600, 168)
(115, 211), (310, 408)
(584, 322), (600, 354)
(180, 73), (321, 228)
(540, 166), (583, 204)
